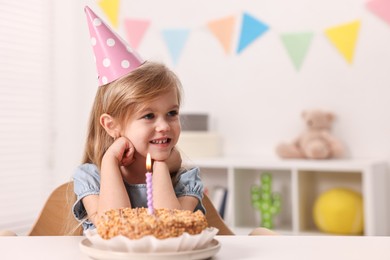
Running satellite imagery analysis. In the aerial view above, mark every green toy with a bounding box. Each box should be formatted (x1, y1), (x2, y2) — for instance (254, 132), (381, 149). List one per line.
(251, 172), (282, 229)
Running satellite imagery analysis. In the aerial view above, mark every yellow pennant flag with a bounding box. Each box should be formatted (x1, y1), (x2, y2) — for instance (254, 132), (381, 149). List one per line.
(98, 0), (120, 28)
(207, 15), (236, 55)
(325, 20), (361, 64)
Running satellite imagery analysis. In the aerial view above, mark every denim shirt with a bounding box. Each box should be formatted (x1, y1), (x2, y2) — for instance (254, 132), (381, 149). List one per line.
(72, 163), (205, 230)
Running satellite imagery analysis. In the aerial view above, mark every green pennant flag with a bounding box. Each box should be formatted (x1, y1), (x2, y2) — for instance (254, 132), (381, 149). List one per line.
(280, 32), (314, 71)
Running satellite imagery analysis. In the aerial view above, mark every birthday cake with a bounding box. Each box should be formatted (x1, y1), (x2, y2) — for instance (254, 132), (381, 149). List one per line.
(96, 207), (209, 240)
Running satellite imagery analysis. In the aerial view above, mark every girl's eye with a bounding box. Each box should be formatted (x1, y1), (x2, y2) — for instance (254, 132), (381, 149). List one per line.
(142, 113), (155, 120)
(168, 110), (178, 117)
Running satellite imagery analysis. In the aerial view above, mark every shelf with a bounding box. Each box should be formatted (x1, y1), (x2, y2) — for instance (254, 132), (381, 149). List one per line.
(185, 157), (390, 236)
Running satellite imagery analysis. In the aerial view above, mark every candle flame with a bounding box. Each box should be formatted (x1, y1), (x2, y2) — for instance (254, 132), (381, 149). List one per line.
(146, 153), (152, 172)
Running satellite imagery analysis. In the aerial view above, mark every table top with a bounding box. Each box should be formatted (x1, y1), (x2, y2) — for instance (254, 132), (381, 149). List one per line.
(1, 235), (390, 260)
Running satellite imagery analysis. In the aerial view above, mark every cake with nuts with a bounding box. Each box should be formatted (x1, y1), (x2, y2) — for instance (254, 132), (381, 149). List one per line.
(96, 207), (209, 240)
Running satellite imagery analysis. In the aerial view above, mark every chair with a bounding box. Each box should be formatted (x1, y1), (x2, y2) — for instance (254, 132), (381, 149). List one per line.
(202, 193), (234, 235)
(21, 182), (234, 236)
(28, 182), (83, 236)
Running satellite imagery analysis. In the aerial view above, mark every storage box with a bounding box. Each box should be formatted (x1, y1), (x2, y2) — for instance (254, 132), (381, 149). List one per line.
(177, 131), (222, 158)
(180, 114), (208, 131)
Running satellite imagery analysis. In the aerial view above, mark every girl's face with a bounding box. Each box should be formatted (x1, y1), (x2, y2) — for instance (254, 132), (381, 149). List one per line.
(122, 88), (181, 161)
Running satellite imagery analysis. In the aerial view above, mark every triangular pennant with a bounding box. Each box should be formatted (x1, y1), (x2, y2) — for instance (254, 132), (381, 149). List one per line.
(161, 29), (190, 65)
(207, 15), (236, 55)
(237, 12), (269, 54)
(280, 32), (314, 71)
(98, 0), (120, 28)
(366, 0), (390, 26)
(325, 20), (361, 64)
(124, 19), (151, 50)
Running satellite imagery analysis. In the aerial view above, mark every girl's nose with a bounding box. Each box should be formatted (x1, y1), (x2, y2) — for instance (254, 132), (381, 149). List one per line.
(155, 118), (170, 132)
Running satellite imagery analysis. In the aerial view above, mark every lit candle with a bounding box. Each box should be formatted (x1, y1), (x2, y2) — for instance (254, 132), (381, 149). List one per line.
(146, 153), (154, 215)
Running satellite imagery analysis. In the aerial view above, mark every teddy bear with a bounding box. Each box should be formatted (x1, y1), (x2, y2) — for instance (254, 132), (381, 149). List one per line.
(276, 109), (344, 159)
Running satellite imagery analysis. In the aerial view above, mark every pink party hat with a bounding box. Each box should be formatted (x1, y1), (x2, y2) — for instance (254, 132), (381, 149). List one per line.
(84, 6), (144, 86)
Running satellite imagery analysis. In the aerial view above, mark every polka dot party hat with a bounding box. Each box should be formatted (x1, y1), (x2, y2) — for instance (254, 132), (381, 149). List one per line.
(84, 6), (144, 86)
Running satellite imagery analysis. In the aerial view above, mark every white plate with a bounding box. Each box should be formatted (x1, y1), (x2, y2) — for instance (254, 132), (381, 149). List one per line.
(84, 228), (218, 252)
(79, 238), (221, 260)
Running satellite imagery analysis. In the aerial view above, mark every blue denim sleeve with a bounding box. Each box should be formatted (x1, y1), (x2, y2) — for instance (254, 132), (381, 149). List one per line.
(72, 163), (101, 230)
(174, 167), (206, 214)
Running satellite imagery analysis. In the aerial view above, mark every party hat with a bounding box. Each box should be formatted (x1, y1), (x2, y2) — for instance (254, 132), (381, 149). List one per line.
(84, 6), (144, 86)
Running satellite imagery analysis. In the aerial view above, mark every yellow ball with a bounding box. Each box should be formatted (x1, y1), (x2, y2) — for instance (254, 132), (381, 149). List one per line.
(313, 188), (364, 235)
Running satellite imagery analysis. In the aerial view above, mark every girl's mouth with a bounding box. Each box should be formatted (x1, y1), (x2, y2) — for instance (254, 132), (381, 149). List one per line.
(150, 138), (171, 144)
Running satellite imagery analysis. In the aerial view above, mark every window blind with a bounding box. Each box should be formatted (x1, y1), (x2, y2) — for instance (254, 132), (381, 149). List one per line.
(0, 0), (52, 235)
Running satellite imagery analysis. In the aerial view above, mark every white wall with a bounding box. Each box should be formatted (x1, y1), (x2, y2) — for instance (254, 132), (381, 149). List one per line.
(53, 0), (390, 182)
(52, 1), (96, 184)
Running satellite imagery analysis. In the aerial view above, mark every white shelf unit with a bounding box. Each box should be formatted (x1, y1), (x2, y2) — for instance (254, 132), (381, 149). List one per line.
(185, 158), (390, 236)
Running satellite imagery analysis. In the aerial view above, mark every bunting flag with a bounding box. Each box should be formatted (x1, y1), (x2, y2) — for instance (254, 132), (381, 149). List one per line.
(280, 32), (314, 71)
(161, 29), (191, 65)
(325, 20), (361, 64)
(366, 0), (390, 26)
(98, 0), (120, 28)
(124, 19), (151, 50)
(98, 3), (370, 69)
(207, 15), (236, 55)
(236, 12), (269, 54)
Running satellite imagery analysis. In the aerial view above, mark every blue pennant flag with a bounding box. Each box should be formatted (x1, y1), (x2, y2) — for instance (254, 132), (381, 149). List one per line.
(237, 13), (269, 54)
(161, 29), (190, 65)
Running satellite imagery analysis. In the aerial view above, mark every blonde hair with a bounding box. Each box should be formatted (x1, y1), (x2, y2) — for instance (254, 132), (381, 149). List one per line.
(82, 61), (182, 169)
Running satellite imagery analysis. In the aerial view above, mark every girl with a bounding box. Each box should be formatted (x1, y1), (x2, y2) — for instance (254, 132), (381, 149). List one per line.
(72, 7), (204, 231)
(72, 61), (205, 230)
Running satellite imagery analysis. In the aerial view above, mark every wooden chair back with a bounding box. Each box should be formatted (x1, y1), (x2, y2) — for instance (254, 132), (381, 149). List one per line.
(202, 194), (234, 235)
(28, 182), (83, 236)
(28, 182), (233, 236)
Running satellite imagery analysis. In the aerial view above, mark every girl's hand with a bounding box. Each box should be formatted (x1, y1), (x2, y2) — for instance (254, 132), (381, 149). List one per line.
(150, 148), (184, 211)
(152, 147), (181, 174)
(164, 147), (182, 173)
(104, 137), (135, 166)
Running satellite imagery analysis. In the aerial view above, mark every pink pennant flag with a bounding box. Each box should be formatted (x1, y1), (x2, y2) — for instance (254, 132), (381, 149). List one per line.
(366, 0), (390, 26)
(124, 18), (151, 49)
(207, 15), (236, 54)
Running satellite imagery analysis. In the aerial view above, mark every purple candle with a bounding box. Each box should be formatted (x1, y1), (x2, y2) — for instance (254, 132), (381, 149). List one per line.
(146, 153), (154, 215)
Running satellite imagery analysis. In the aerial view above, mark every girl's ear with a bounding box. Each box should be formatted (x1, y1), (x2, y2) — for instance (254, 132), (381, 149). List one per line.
(100, 113), (120, 139)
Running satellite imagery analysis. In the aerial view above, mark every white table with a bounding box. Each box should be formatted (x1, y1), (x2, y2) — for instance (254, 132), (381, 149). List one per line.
(1, 235), (390, 260)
